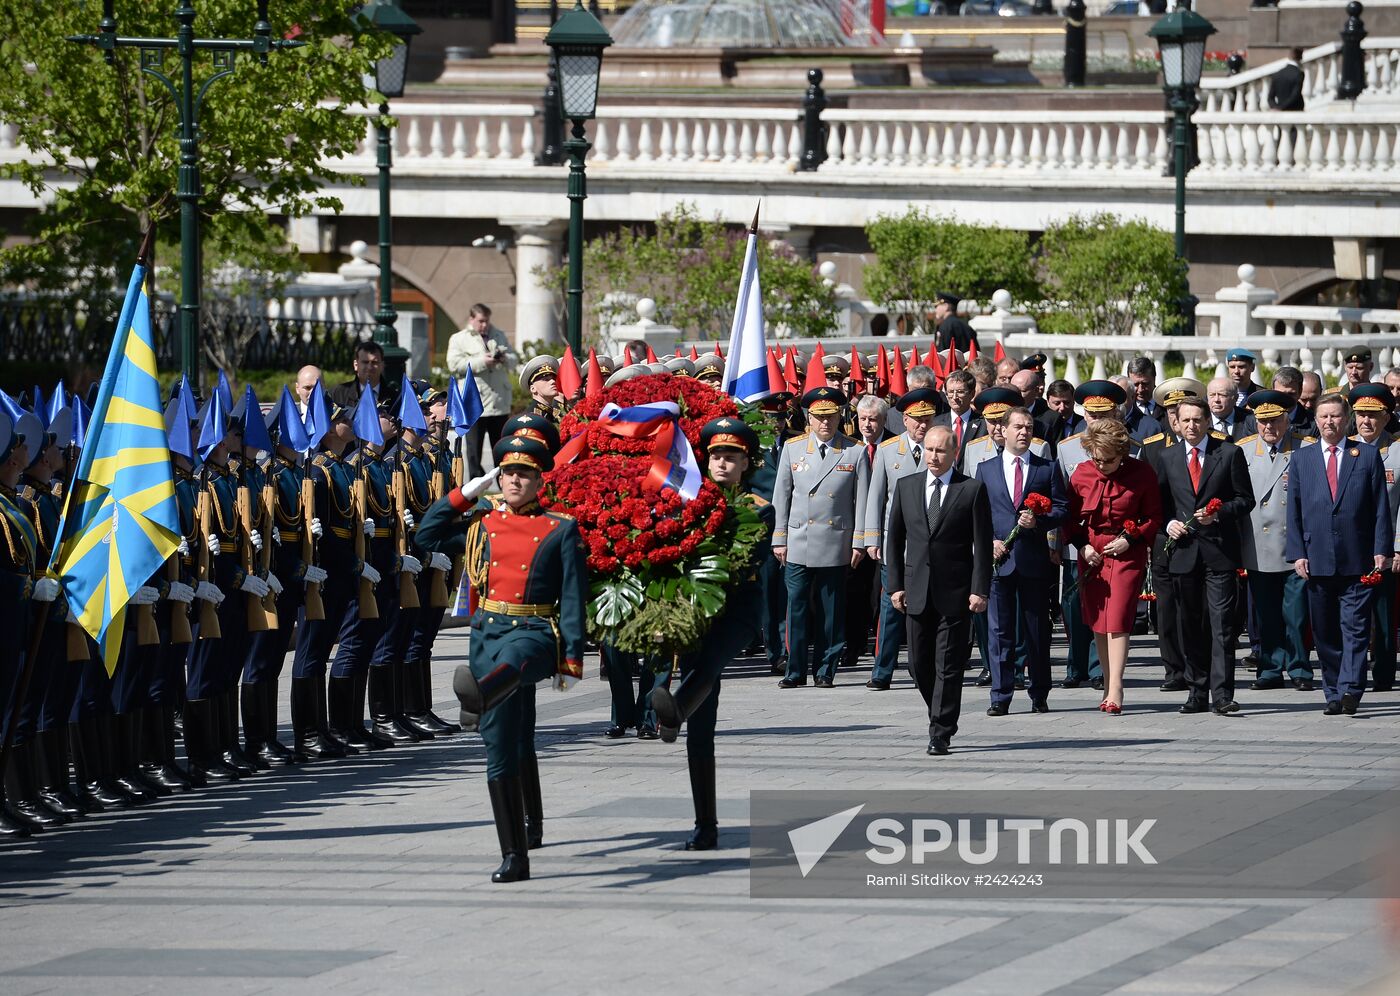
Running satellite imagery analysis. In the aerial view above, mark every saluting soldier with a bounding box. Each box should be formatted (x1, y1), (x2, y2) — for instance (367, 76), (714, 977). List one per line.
(772, 386), (870, 689)
(418, 435), (586, 883)
(520, 355), (566, 425)
(1238, 390), (1315, 692)
(862, 388), (937, 689)
(1349, 383), (1400, 691)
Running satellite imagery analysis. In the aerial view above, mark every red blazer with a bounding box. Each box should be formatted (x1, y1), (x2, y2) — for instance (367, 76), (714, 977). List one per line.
(1065, 456), (1163, 564)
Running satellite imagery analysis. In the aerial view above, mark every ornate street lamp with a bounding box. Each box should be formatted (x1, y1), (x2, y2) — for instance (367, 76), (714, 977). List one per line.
(358, 0), (422, 387)
(545, 1), (613, 357)
(1149, 4), (1216, 331)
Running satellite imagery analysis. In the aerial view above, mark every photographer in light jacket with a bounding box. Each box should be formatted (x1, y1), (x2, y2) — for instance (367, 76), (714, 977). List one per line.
(447, 303), (519, 476)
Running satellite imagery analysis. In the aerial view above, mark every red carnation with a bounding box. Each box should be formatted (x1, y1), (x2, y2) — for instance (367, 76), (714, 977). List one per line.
(1023, 493), (1052, 516)
(1204, 498), (1223, 516)
(1361, 569), (1384, 587)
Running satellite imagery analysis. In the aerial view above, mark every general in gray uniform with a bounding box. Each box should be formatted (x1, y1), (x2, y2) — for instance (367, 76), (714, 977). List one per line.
(1349, 383), (1400, 691)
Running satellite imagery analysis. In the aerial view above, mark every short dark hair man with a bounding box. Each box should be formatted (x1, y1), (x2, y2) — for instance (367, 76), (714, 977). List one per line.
(330, 340), (397, 410)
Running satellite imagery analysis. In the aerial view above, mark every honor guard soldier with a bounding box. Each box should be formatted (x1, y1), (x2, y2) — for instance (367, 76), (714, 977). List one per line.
(649, 417), (773, 850)
(605, 363), (648, 389)
(1349, 383), (1400, 690)
(862, 388), (938, 689)
(694, 353), (725, 387)
(290, 402), (357, 760)
(1238, 390), (1316, 692)
(664, 356), (696, 377)
(418, 435), (586, 883)
(520, 355), (566, 425)
(594, 353), (617, 385)
(772, 386), (870, 689)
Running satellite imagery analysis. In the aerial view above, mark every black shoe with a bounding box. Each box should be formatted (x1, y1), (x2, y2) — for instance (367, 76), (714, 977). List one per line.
(11, 798), (66, 830)
(1373, 682), (1394, 693)
(1341, 693), (1359, 715)
(1160, 678), (1188, 692)
(814, 677), (834, 689)
(1179, 700), (1208, 714)
(0, 806), (32, 838)
(636, 724), (660, 740)
(1031, 700), (1050, 714)
(1061, 678), (1082, 689)
(1014, 676), (1026, 690)
(603, 724), (628, 739)
(769, 659), (787, 676)
(1292, 677), (1315, 692)
(927, 739), (950, 756)
(865, 680), (890, 690)
(685, 756), (718, 851)
(487, 777), (530, 884)
(1089, 676), (1104, 690)
(1242, 655), (1262, 672)
(778, 678), (806, 688)
(1323, 701), (1343, 716)
(975, 668), (992, 687)
(1213, 700), (1240, 715)
(38, 789), (85, 818)
(685, 823), (718, 851)
(986, 703), (1008, 717)
(1251, 677), (1285, 690)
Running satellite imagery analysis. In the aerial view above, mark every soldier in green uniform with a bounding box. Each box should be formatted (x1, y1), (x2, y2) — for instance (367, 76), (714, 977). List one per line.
(417, 435), (586, 883)
(650, 417), (773, 850)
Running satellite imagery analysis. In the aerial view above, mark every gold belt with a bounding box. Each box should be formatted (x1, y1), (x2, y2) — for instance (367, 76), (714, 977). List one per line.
(331, 526), (352, 539)
(280, 531), (300, 543)
(479, 598), (557, 618)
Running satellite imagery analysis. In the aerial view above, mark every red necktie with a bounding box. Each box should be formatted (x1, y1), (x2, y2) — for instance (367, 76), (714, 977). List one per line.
(955, 415), (963, 449)
(1327, 445), (1339, 499)
(1012, 456), (1023, 507)
(1188, 447), (1201, 492)
(866, 443), (875, 466)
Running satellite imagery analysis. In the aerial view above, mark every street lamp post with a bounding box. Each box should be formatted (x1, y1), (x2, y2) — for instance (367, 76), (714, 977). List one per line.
(545, 1), (613, 357)
(1149, 4), (1216, 331)
(358, 0), (422, 388)
(69, 0), (302, 387)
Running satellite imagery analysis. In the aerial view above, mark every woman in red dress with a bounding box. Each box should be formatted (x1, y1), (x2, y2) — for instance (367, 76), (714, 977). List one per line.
(1065, 420), (1162, 714)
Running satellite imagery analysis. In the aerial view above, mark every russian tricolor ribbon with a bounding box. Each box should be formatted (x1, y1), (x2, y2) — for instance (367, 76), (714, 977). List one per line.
(556, 401), (702, 502)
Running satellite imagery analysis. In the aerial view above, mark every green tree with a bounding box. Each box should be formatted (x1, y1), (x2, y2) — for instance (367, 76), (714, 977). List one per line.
(1037, 214), (1188, 337)
(538, 204), (837, 342)
(0, 1), (391, 374)
(862, 208), (1039, 334)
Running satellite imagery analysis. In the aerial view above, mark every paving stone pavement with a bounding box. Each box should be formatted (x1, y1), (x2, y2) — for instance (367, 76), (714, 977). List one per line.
(2, 628), (1399, 995)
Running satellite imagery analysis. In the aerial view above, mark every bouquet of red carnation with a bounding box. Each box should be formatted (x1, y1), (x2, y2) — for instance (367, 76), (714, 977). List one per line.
(1361, 569), (1385, 587)
(1139, 569), (1156, 602)
(1164, 497), (1223, 555)
(543, 373), (774, 663)
(993, 491), (1053, 568)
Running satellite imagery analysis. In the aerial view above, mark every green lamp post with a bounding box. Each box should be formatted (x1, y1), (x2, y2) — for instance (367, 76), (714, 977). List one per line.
(545, 1), (613, 357)
(358, 0), (422, 387)
(69, 0), (303, 386)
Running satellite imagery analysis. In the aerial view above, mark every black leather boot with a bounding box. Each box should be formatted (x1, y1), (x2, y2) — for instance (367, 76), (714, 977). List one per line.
(396, 660), (438, 739)
(684, 755), (718, 851)
(413, 657), (459, 734)
(316, 676), (355, 756)
(232, 687), (268, 772)
(244, 683), (292, 768)
(35, 728), (85, 817)
(219, 690), (259, 774)
(140, 707), (192, 792)
(487, 776), (530, 883)
(453, 662), (520, 721)
(183, 699), (239, 784)
(520, 756), (544, 850)
(353, 671), (394, 749)
(650, 668), (719, 745)
(259, 680), (297, 764)
(329, 675), (367, 748)
(71, 720), (119, 809)
(292, 677), (344, 760)
(114, 712), (171, 798)
(369, 666), (422, 743)
(7, 743), (67, 829)
(99, 714), (155, 805)
(0, 795), (33, 837)
(162, 705), (203, 788)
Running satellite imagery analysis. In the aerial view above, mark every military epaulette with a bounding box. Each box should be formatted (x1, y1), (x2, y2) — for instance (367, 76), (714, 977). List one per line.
(788, 432), (809, 443)
(878, 436), (902, 449)
(1210, 430), (1227, 440)
(17, 485), (36, 502)
(748, 494), (771, 507)
(312, 453), (332, 468)
(1032, 437), (1046, 446)
(1142, 433), (1165, 444)
(1237, 433), (1259, 445)
(1062, 430), (1085, 444)
(1300, 435), (1317, 443)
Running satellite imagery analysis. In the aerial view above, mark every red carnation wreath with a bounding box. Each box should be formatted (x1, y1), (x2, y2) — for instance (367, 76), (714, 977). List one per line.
(542, 373), (773, 661)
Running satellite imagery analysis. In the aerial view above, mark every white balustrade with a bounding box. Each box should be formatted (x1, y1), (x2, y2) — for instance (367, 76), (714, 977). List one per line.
(1200, 38), (1400, 113)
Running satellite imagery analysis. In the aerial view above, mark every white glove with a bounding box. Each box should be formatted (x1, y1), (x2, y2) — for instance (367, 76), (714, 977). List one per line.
(32, 577), (60, 603)
(310, 517), (323, 539)
(363, 517), (376, 537)
(462, 468), (501, 502)
(239, 574), (270, 598)
(402, 508), (416, 529)
(552, 672), (580, 692)
(266, 572), (284, 596)
(177, 537), (190, 557)
(303, 566), (328, 585)
(250, 529), (263, 552)
(430, 552), (452, 572)
(272, 526), (281, 545)
(399, 555), (423, 576)
(167, 581), (195, 604)
(128, 585), (161, 606)
(360, 563), (381, 585)
(206, 533), (222, 556)
(195, 581), (225, 604)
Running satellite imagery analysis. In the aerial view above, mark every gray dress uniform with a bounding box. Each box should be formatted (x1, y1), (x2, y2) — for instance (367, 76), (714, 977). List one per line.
(772, 432), (870, 685)
(959, 434), (1049, 477)
(863, 433), (925, 685)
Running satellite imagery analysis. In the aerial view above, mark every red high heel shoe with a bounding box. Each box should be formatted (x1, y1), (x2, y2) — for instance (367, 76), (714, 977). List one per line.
(1104, 701), (1122, 715)
(1097, 701), (1108, 712)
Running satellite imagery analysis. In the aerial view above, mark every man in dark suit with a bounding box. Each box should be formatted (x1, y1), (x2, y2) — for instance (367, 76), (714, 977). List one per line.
(1155, 397), (1256, 715)
(1287, 394), (1394, 715)
(1125, 356), (1164, 440)
(1268, 48), (1306, 111)
(1207, 376), (1255, 441)
(976, 408), (1066, 715)
(329, 340), (399, 411)
(932, 369), (983, 462)
(933, 293), (978, 353)
(1039, 379), (1082, 455)
(886, 425), (992, 756)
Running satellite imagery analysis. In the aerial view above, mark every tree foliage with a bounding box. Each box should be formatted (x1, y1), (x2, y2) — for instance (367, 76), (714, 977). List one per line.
(0, 0), (391, 373)
(1037, 214), (1188, 337)
(539, 204), (837, 342)
(862, 208), (1040, 333)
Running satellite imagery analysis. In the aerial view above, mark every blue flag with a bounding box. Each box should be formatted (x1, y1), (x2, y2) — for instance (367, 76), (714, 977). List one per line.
(198, 380), (229, 462)
(0, 389), (27, 423)
(214, 370), (234, 414)
(31, 386), (47, 428)
(50, 261), (181, 674)
(167, 376), (198, 462)
(72, 396), (90, 449)
(397, 374), (428, 434)
(447, 375), (482, 436)
(352, 385), (384, 449)
(239, 385), (274, 456)
(272, 386), (311, 455)
(303, 379), (331, 450)
(47, 380), (68, 426)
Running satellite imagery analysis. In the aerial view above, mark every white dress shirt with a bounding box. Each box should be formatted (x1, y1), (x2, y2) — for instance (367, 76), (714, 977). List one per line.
(1001, 447), (1028, 501)
(925, 466), (954, 509)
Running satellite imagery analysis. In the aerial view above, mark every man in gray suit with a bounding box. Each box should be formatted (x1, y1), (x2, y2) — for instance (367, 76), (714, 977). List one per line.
(772, 387), (870, 689)
(1239, 391), (1315, 692)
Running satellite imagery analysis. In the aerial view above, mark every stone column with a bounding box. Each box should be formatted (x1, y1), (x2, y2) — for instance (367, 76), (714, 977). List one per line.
(505, 219), (566, 349)
(1213, 264), (1278, 339)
